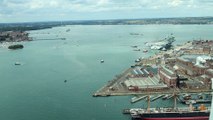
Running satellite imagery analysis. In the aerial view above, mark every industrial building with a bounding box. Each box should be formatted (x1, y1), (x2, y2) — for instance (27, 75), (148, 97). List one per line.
(158, 65), (177, 87)
(175, 55), (213, 77)
(124, 66), (167, 91)
(124, 77), (167, 91)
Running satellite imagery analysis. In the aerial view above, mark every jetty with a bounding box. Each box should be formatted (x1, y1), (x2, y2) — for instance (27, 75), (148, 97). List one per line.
(34, 38), (66, 41)
(131, 95), (147, 103)
(167, 94), (174, 99)
(151, 94), (164, 101)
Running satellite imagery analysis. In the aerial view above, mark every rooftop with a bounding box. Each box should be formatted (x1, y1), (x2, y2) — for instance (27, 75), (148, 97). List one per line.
(207, 69), (213, 75)
(124, 77), (167, 89)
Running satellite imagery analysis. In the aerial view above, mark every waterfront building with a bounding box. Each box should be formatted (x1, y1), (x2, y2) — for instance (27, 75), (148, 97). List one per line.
(182, 40), (213, 55)
(165, 58), (176, 67)
(124, 77), (168, 91)
(192, 40), (213, 47)
(205, 69), (213, 78)
(158, 65), (177, 87)
(176, 55), (212, 77)
(124, 67), (168, 91)
(203, 46), (211, 54)
(206, 59), (213, 68)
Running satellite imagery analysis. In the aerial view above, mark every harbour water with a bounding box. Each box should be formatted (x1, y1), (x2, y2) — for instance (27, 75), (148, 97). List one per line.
(0, 25), (213, 120)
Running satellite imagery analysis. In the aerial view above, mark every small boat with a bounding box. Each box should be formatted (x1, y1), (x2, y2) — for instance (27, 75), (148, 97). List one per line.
(135, 59), (141, 62)
(100, 60), (104, 63)
(133, 49), (140, 51)
(179, 93), (211, 104)
(183, 94), (191, 100)
(162, 94), (169, 100)
(143, 49), (148, 53)
(66, 29), (70, 32)
(130, 33), (140, 35)
(14, 62), (21, 65)
(131, 45), (138, 48)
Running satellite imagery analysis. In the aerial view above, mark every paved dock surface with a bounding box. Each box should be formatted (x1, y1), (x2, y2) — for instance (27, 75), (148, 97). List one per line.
(93, 66), (211, 97)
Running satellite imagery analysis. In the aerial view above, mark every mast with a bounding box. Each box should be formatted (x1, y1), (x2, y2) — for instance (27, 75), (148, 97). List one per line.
(173, 87), (177, 110)
(147, 85), (150, 112)
(147, 95), (150, 112)
(173, 93), (177, 110)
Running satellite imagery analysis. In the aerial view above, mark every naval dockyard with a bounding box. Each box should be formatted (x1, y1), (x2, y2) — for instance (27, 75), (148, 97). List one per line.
(93, 39), (213, 105)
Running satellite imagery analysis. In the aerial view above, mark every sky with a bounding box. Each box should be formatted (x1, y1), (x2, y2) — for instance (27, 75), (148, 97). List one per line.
(0, 0), (213, 23)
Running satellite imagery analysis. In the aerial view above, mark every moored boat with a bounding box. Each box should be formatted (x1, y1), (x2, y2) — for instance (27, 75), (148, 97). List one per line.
(128, 92), (210, 120)
(133, 49), (141, 51)
(129, 104), (210, 120)
(162, 94), (169, 100)
(179, 93), (211, 105)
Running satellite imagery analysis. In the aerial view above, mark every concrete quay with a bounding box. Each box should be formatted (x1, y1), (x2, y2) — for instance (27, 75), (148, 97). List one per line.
(93, 83), (211, 97)
(93, 65), (211, 97)
(93, 68), (132, 97)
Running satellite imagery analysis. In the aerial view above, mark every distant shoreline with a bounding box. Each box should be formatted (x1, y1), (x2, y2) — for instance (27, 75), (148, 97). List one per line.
(0, 16), (213, 32)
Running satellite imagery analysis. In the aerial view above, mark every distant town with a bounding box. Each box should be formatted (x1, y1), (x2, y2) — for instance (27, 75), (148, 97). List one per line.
(0, 31), (31, 42)
(1, 17), (212, 43)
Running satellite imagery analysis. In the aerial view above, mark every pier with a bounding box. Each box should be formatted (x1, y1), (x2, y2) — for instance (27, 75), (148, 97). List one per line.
(151, 94), (164, 101)
(167, 94), (174, 99)
(33, 38), (66, 41)
(131, 95), (147, 103)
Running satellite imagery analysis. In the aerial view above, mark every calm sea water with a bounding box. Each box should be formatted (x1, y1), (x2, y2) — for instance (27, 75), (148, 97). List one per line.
(0, 25), (213, 120)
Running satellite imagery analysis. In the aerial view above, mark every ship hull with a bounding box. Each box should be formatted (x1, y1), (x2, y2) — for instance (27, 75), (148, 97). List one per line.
(133, 111), (209, 120)
(142, 116), (208, 120)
